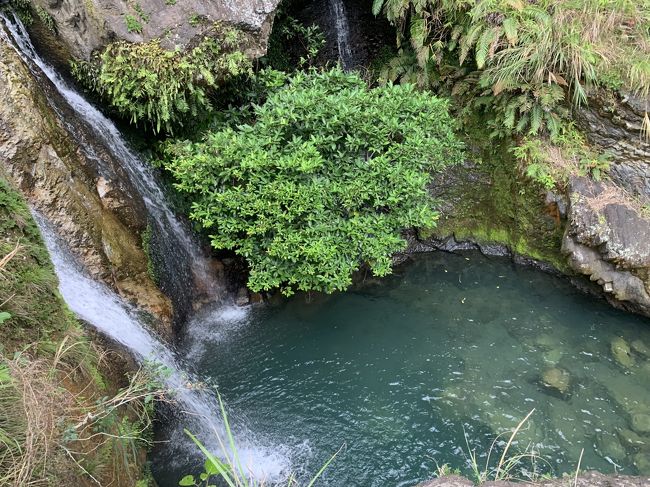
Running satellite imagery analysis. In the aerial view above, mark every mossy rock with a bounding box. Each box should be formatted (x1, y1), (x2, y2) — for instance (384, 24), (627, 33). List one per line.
(425, 127), (567, 271)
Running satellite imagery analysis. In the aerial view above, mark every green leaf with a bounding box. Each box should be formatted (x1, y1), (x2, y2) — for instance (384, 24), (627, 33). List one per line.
(372, 0), (384, 16)
(0, 312), (11, 325)
(178, 475), (195, 486)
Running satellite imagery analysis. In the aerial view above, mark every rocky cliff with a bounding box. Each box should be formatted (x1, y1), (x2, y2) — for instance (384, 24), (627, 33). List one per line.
(26, 0), (280, 66)
(576, 90), (650, 199)
(563, 91), (650, 317)
(0, 32), (172, 333)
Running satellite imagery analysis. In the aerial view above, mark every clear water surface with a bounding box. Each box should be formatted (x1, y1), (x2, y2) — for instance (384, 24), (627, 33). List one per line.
(153, 251), (650, 486)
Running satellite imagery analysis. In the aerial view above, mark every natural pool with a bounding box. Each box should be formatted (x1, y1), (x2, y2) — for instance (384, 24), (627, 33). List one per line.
(153, 251), (650, 486)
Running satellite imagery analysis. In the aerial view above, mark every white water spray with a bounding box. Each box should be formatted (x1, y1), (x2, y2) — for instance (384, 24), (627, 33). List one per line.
(329, 0), (353, 70)
(34, 215), (288, 480)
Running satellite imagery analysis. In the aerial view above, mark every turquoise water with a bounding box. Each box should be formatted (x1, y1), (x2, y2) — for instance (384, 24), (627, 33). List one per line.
(153, 251), (650, 486)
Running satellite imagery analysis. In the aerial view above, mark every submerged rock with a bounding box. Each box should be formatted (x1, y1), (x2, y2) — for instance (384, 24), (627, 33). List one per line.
(596, 431), (627, 462)
(631, 413), (650, 434)
(540, 367), (571, 395)
(618, 428), (650, 452)
(611, 337), (636, 368)
(542, 348), (564, 365)
(633, 452), (650, 475)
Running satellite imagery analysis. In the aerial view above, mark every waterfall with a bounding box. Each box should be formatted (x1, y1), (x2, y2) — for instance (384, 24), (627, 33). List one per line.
(34, 214), (288, 480)
(0, 13), (219, 318)
(328, 0), (354, 70)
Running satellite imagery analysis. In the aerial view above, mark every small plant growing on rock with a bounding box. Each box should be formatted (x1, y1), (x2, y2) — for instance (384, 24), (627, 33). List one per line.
(125, 14), (143, 34)
(70, 25), (251, 133)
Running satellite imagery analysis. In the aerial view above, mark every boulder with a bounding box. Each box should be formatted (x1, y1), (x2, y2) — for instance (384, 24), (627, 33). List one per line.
(618, 428), (650, 452)
(632, 452), (650, 475)
(611, 337), (636, 368)
(540, 367), (571, 395)
(631, 413), (650, 434)
(632, 339), (650, 358)
(26, 0), (280, 65)
(562, 176), (650, 318)
(596, 431), (627, 462)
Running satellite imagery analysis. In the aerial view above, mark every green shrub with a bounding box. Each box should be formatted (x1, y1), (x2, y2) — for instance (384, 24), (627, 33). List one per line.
(163, 68), (464, 295)
(71, 26), (251, 133)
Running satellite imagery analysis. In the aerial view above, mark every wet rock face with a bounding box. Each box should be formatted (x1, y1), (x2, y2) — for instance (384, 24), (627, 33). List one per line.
(287, 0), (394, 70)
(0, 38), (172, 333)
(562, 176), (650, 317)
(29, 0), (281, 63)
(575, 90), (650, 200)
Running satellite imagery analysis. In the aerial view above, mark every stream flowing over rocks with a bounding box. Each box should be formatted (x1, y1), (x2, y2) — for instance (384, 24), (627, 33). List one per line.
(2, 0), (650, 484)
(0, 21), (173, 330)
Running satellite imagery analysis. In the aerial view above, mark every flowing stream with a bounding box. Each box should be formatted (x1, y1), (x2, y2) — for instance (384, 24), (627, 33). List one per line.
(0, 13), (218, 315)
(154, 252), (650, 486)
(328, 0), (354, 70)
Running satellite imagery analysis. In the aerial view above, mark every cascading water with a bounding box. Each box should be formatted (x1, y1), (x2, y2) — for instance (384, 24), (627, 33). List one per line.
(328, 0), (354, 70)
(0, 13), (219, 318)
(34, 214), (288, 480)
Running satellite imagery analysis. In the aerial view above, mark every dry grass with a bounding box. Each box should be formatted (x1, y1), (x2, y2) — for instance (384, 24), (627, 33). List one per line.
(581, 179), (650, 220)
(0, 347), (165, 487)
(0, 357), (69, 487)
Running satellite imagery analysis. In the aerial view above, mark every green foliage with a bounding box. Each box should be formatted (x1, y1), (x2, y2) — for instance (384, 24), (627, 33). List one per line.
(125, 14), (143, 33)
(189, 14), (203, 27)
(70, 27), (251, 133)
(6, 0), (33, 24)
(0, 178), (74, 348)
(133, 3), (150, 23)
(511, 139), (557, 190)
(263, 7), (326, 71)
(511, 122), (610, 189)
(163, 68), (463, 295)
(34, 5), (56, 34)
(578, 152), (610, 181)
(376, 0), (650, 139)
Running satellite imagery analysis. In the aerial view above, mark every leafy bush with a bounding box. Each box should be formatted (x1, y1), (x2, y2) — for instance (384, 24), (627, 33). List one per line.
(163, 68), (464, 295)
(71, 26), (251, 133)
